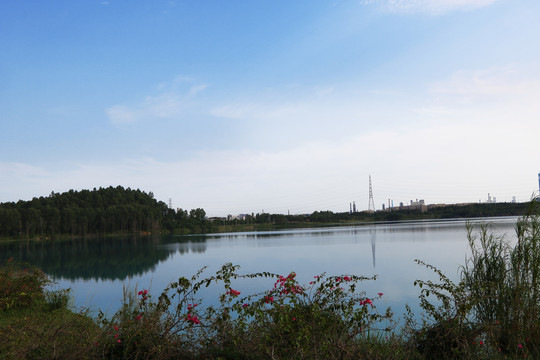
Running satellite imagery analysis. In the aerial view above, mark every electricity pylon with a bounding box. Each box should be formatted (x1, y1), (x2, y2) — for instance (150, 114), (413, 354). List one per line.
(368, 175), (375, 212)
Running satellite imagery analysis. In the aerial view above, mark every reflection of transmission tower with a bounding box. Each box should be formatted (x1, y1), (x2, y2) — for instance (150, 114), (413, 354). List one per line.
(370, 229), (376, 268)
(368, 175), (375, 212)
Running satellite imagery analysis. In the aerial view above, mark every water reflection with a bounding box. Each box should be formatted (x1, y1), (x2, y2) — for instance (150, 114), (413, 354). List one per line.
(0, 236), (175, 281)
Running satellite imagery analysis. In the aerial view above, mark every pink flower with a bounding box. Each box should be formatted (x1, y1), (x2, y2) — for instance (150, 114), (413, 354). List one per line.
(360, 298), (373, 306)
(264, 296), (274, 304)
(378, 292), (384, 296)
(344, 276), (351, 282)
(136, 314), (142, 321)
(242, 303), (249, 308)
(185, 313), (201, 324)
(226, 288), (241, 297)
(518, 344), (523, 349)
(117, 339), (121, 343)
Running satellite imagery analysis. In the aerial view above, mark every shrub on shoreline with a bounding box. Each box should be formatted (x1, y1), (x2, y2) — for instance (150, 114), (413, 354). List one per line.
(406, 209), (539, 359)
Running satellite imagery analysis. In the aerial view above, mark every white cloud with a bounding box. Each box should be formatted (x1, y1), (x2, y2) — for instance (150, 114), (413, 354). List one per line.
(188, 84), (207, 95)
(106, 105), (139, 124)
(0, 162), (49, 179)
(423, 64), (540, 125)
(367, 0), (498, 15)
(431, 66), (520, 100)
(105, 78), (207, 125)
(143, 92), (184, 118)
(210, 103), (262, 120)
(0, 162), (52, 202)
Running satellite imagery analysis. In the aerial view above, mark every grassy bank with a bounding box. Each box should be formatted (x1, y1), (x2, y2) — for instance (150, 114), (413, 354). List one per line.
(1, 212), (538, 359)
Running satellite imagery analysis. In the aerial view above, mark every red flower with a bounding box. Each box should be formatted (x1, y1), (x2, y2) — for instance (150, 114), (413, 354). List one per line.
(360, 299), (373, 306)
(226, 288), (241, 297)
(186, 313), (201, 324)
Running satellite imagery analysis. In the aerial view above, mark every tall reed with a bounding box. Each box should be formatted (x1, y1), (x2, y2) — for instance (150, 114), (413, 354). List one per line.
(461, 205), (539, 355)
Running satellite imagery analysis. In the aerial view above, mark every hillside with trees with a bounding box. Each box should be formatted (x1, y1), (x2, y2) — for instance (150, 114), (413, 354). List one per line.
(0, 187), (165, 239)
(0, 186), (214, 239)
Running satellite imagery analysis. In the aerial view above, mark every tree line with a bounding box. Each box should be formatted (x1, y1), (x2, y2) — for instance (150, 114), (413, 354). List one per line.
(0, 186), (533, 239)
(213, 201), (532, 229)
(0, 186), (214, 239)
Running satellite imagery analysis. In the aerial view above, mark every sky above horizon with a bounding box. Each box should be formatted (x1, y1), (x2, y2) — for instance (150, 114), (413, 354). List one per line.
(1, 0), (540, 216)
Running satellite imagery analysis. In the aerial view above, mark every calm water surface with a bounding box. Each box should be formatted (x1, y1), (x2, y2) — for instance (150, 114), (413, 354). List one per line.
(1, 217), (518, 322)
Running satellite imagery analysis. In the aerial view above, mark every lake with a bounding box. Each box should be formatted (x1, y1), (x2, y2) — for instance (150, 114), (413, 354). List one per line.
(1, 216), (519, 324)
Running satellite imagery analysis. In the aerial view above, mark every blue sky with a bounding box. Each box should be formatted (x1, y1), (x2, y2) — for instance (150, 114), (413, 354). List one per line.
(1, 0), (540, 216)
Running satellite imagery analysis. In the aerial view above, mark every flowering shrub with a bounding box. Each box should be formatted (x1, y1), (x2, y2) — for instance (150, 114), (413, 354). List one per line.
(201, 265), (393, 359)
(89, 262), (395, 359)
(0, 258), (48, 311)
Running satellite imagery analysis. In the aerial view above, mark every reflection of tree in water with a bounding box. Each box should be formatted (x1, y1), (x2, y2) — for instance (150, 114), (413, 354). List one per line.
(0, 236), (177, 281)
(162, 235), (208, 255)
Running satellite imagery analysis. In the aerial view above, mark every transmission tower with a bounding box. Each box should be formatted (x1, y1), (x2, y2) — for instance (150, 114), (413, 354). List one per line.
(368, 175), (375, 212)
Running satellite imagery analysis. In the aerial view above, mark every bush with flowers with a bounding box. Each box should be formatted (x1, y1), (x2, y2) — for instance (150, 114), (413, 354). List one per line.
(0, 257), (48, 311)
(89, 262), (394, 359)
(211, 270), (394, 359)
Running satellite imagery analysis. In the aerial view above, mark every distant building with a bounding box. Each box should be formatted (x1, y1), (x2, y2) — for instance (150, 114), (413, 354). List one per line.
(486, 193), (496, 204)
